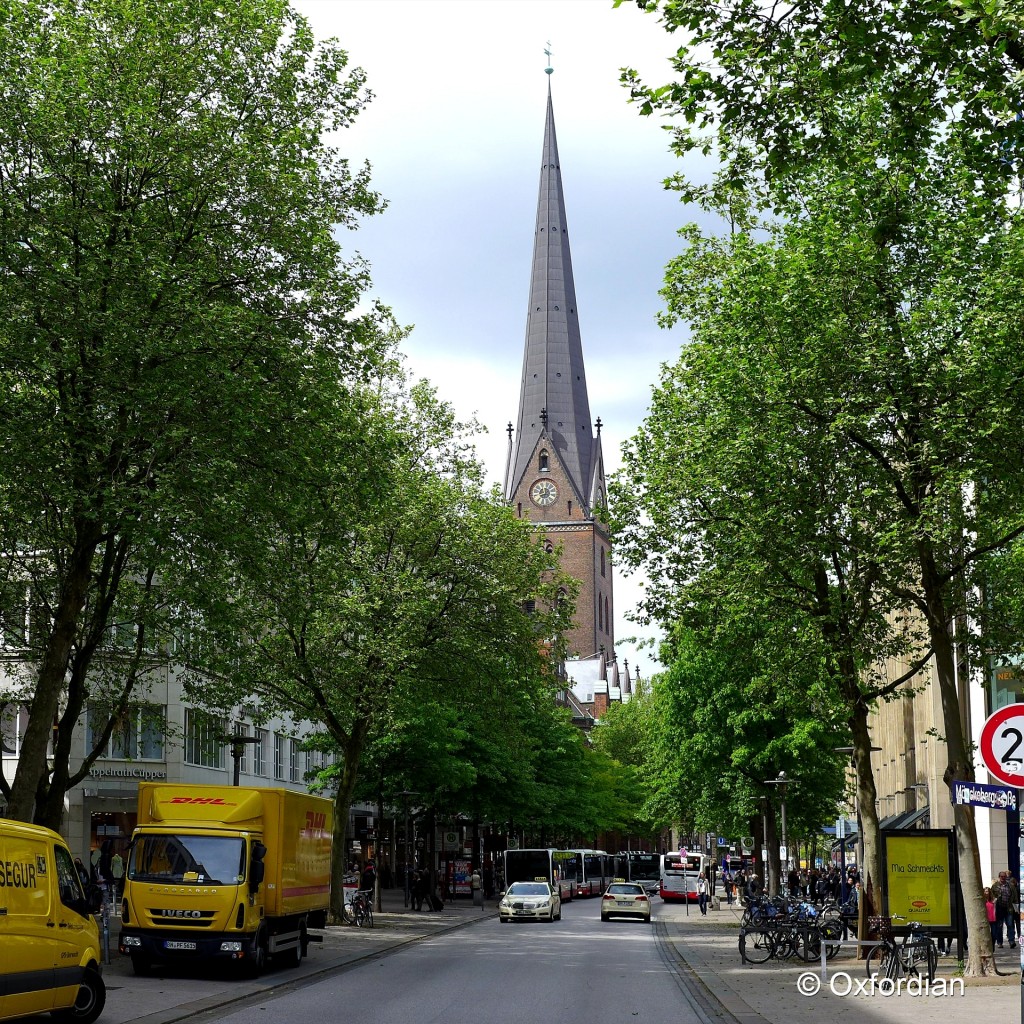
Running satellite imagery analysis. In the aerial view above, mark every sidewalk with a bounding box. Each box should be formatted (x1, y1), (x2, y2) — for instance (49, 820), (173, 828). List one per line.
(97, 888), (490, 1024)
(657, 900), (1019, 1024)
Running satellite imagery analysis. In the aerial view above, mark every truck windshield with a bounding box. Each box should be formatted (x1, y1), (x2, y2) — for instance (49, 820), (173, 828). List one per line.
(128, 835), (246, 886)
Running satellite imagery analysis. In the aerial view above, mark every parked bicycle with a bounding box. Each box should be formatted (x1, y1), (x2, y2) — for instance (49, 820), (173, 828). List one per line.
(865, 915), (937, 982)
(739, 900), (842, 964)
(342, 888), (375, 928)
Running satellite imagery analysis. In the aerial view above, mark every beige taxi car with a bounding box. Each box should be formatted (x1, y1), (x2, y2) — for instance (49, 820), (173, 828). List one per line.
(600, 881), (652, 923)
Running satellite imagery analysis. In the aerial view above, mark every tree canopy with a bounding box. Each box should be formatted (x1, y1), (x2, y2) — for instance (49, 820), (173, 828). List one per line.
(0, 0), (390, 825)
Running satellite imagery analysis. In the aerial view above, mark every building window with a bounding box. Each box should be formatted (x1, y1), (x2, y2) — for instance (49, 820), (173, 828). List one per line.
(274, 733), (286, 780)
(289, 739), (301, 783)
(544, 541), (554, 554)
(184, 709), (225, 769)
(598, 599), (603, 631)
(86, 703), (165, 760)
(0, 703), (31, 756)
(605, 596), (610, 634)
(600, 548), (605, 577)
(254, 728), (268, 777)
(539, 449), (549, 472)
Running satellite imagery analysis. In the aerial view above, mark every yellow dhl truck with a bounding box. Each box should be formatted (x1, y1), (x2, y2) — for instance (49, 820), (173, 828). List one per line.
(0, 819), (105, 1024)
(118, 783), (332, 976)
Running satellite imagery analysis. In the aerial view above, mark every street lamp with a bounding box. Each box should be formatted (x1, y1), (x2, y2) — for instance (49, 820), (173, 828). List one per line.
(218, 733), (262, 787)
(396, 790), (418, 908)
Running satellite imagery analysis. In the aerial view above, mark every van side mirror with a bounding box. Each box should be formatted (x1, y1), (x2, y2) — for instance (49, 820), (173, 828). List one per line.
(249, 842), (267, 894)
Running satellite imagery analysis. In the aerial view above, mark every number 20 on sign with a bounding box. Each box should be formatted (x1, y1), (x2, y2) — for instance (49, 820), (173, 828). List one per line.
(979, 705), (1024, 788)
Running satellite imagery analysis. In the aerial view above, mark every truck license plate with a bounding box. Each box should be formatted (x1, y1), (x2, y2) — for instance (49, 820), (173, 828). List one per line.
(164, 940), (197, 951)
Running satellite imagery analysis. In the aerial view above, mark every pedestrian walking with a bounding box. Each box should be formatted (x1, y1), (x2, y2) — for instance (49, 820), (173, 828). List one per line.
(697, 872), (709, 915)
(110, 851), (124, 904)
(471, 866), (484, 909)
(1006, 869), (1020, 948)
(985, 886), (999, 946)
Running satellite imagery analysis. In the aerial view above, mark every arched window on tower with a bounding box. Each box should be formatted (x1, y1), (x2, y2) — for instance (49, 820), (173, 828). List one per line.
(605, 596), (610, 634)
(598, 597), (603, 632)
(539, 449), (549, 472)
(600, 548), (605, 577)
(544, 541), (554, 555)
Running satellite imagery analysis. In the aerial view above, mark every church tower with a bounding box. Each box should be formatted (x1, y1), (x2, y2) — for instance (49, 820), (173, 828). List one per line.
(504, 80), (614, 661)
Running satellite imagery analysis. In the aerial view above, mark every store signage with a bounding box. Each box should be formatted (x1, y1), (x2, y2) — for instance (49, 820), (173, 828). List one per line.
(950, 780), (1018, 811)
(883, 833), (953, 929)
(87, 766), (168, 780)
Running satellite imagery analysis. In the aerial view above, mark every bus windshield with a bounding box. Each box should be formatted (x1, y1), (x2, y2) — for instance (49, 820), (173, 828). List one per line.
(629, 853), (662, 882)
(129, 834), (246, 886)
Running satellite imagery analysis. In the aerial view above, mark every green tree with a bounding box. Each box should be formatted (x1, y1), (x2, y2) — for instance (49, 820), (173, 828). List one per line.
(612, 140), (1024, 968)
(617, 2), (1024, 968)
(620, 0), (1024, 198)
(0, 0), (387, 827)
(590, 686), (673, 842)
(180, 380), (575, 922)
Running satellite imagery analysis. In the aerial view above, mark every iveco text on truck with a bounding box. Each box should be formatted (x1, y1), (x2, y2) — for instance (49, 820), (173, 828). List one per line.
(118, 784), (332, 976)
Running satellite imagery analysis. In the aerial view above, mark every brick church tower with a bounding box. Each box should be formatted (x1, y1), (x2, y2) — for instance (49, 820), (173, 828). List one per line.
(504, 80), (615, 667)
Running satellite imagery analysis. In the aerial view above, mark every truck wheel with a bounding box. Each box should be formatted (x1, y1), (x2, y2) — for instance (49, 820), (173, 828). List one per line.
(246, 929), (267, 978)
(52, 965), (106, 1024)
(286, 924), (305, 968)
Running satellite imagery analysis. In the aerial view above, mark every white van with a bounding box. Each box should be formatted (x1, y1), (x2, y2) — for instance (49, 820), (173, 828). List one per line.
(0, 820), (105, 1023)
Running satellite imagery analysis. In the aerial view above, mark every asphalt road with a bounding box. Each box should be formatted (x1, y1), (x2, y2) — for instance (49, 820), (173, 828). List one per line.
(180, 899), (703, 1024)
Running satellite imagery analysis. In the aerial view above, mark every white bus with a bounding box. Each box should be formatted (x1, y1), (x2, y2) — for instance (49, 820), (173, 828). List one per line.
(661, 852), (706, 901)
(504, 848), (578, 901)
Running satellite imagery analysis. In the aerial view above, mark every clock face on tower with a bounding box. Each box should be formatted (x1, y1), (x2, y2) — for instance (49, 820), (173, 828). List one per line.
(530, 479), (558, 507)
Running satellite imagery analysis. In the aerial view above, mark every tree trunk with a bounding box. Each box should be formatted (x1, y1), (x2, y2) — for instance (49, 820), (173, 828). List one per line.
(921, 544), (994, 976)
(328, 722), (368, 924)
(7, 531), (98, 822)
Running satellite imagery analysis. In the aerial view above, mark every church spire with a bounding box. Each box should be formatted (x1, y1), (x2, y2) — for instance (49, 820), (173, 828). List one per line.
(505, 84), (594, 507)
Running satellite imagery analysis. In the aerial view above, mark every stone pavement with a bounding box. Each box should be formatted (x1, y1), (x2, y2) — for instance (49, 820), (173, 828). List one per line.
(657, 899), (1019, 1024)
(92, 890), (1019, 1024)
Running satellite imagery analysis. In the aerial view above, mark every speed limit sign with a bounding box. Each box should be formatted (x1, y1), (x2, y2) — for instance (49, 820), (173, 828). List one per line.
(980, 705), (1024, 787)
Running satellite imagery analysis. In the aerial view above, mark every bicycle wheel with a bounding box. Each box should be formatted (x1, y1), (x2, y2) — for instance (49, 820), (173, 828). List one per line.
(865, 943), (900, 981)
(362, 902), (374, 928)
(341, 899), (357, 926)
(909, 938), (937, 982)
(820, 919), (843, 961)
(799, 924), (822, 962)
(740, 927), (774, 964)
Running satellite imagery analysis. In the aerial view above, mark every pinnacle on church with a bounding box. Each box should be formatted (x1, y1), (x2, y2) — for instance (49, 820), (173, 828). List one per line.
(505, 85), (595, 508)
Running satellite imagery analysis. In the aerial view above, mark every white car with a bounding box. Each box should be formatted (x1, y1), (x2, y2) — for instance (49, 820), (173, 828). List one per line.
(499, 881), (562, 922)
(601, 881), (652, 922)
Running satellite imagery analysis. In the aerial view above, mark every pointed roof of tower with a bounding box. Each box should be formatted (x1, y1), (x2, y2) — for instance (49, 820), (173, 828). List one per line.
(505, 84), (594, 505)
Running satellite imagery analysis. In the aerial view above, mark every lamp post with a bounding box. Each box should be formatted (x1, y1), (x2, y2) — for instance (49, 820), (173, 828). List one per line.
(218, 733), (262, 787)
(765, 772), (790, 889)
(396, 790), (418, 908)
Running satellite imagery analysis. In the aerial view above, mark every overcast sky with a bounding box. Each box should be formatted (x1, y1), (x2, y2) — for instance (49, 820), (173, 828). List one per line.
(293, 0), (698, 681)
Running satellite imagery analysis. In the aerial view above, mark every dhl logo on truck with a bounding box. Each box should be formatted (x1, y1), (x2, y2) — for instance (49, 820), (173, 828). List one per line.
(168, 797), (234, 805)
